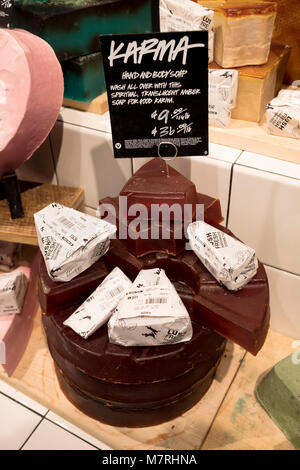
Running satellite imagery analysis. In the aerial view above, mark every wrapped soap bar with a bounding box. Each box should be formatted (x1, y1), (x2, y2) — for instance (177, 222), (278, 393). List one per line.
(266, 89), (300, 139)
(0, 271), (28, 315)
(208, 69), (238, 127)
(213, 2), (277, 68)
(187, 221), (258, 291)
(34, 203), (116, 282)
(63, 267), (132, 339)
(108, 269), (193, 347)
(160, 0), (214, 63)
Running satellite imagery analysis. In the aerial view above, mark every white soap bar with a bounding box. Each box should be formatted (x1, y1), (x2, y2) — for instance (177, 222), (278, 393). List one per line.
(213, 3), (277, 68)
(266, 89), (300, 139)
(160, 0), (214, 63)
(108, 268), (193, 347)
(0, 271), (28, 315)
(63, 267), (132, 339)
(187, 221), (258, 291)
(34, 203), (116, 282)
(209, 69), (238, 127)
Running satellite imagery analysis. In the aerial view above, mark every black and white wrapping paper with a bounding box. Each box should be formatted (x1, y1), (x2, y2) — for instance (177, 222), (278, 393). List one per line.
(34, 203), (116, 282)
(187, 221), (258, 291)
(209, 69), (238, 127)
(108, 268), (193, 347)
(160, 0), (214, 63)
(0, 271), (28, 315)
(266, 89), (300, 139)
(63, 267), (132, 339)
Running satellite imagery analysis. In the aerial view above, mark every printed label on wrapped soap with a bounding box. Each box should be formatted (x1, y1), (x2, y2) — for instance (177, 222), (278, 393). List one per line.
(0, 271), (28, 315)
(208, 69), (238, 127)
(187, 221), (258, 291)
(108, 272), (193, 347)
(34, 203), (116, 282)
(63, 267), (132, 339)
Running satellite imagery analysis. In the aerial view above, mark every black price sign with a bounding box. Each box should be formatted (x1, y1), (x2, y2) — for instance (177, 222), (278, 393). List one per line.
(0, 0), (14, 28)
(100, 31), (208, 158)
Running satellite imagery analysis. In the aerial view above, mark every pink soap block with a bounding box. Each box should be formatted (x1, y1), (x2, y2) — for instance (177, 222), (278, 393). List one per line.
(0, 28), (64, 178)
(0, 253), (39, 376)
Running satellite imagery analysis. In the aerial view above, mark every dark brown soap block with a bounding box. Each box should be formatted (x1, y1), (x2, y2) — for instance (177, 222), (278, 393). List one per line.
(120, 158), (198, 220)
(99, 192), (223, 257)
(100, 227), (270, 355)
(38, 254), (108, 315)
(42, 281), (226, 426)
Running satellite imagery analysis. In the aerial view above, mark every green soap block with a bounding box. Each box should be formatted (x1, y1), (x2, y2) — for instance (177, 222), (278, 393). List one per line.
(255, 353), (300, 449)
(12, 0), (159, 61)
(62, 52), (106, 102)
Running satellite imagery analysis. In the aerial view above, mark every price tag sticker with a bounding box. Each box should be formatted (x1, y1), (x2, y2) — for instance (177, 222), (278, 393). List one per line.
(100, 31), (208, 158)
(0, 0), (14, 28)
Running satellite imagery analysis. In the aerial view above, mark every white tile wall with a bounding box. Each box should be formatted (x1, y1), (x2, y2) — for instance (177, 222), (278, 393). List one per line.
(265, 265), (300, 340)
(0, 379), (47, 416)
(16, 137), (57, 184)
(228, 156), (300, 275)
(50, 121), (132, 208)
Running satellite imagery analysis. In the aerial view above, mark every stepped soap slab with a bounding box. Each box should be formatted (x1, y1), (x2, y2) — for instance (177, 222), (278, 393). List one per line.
(0, 28), (63, 178)
(13, 0), (158, 61)
(256, 354), (300, 449)
(99, 192), (223, 257)
(62, 52), (106, 102)
(209, 43), (291, 122)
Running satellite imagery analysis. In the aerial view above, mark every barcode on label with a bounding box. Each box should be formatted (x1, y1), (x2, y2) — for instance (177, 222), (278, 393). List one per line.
(106, 285), (125, 299)
(58, 217), (74, 230)
(145, 298), (168, 304)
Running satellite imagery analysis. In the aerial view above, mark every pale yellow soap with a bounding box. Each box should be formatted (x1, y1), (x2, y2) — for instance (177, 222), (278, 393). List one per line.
(209, 43), (291, 122)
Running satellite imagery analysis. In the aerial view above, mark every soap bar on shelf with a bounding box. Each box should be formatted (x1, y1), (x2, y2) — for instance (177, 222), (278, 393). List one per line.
(38, 254), (108, 315)
(213, 1), (277, 68)
(99, 191), (223, 257)
(63, 267), (132, 339)
(120, 158), (198, 220)
(160, 0), (214, 63)
(266, 89), (300, 139)
(0, 270), (28, 315)
(62, 52), (106, 102)
(256, 354), (300, 449)
(209, 43), (291, 122)
(208, 68), (239, 127)
(13, 0), (158, 61)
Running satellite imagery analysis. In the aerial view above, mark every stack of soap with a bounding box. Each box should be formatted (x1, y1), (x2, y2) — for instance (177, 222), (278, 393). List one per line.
(13, 0), (159, 102)
(256, 353), (300, 449)
(209, 43), (291, 122)
(40, 159), (269, 426)
(98, 158), (223, 257)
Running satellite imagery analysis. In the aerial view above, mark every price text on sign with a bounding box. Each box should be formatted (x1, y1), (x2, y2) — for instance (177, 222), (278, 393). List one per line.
(100, 32), (208, 158)
(0, 0), (14, 28)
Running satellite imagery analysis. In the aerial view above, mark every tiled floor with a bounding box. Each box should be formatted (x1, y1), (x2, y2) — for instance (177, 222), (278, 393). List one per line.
(0, 378), (111, 450)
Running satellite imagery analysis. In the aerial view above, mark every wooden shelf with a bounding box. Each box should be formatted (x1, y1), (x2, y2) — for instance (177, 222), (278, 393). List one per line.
(0, 184), (84, 246)
(209, 119), (300, 164)
(0, 311), (295, 450)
